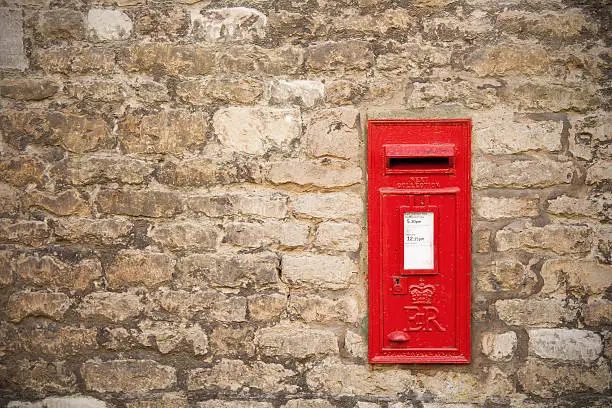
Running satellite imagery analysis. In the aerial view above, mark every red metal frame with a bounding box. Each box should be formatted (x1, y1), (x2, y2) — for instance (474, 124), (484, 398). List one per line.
(367, 119), (471, 364)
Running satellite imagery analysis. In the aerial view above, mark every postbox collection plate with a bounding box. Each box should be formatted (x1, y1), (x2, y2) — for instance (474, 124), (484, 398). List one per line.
(367, 119), (471, 364)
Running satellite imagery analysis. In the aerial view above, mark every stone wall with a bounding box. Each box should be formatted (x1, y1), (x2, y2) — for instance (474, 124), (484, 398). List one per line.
(0, 0), (610, 407)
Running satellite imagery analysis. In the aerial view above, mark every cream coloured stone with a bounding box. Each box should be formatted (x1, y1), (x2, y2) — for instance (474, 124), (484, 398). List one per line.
(547, 194), (604, 218)
(292, 192), (363, 221)
(255, 323), (338, 358)
(282, 253), (356, 289)
(82, 359), (176, 393)
(0, 8), (27, 70)
(288, 293), (359, 323)
(198, 402), (272, 408)
(8, 396), (107, 408)
(474, 156), (574, 188)
(481, 331), (517, 361)
(315, 221), (361, 251)
(345, 329), (367, 359)
(192, 7), (267, 42)
(474, 195), (539, 219)
(269, 80), (324, 107)
(78, 292), (143, 323)
(495, 221), (591, 254)
(6, 291), (70, 323)
(137, 320), (208, 355)
(214, 107), (301, 155)
(304, 108), (360, 160)
(586, 161), (612, 185)
(188, 191), (288, 218)
(87, 9), (133, 41)
(496, 298), (578, 327)
(540, 258), (612, 296)
(528, 329), (602, 362)
(266, 159), (362, 188)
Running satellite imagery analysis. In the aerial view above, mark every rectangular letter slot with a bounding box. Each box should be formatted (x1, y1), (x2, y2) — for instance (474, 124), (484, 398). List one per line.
(368, 120), (471, 364)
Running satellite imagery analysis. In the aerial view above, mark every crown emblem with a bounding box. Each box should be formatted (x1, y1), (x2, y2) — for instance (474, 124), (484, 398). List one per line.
(408, 279), (436, 305)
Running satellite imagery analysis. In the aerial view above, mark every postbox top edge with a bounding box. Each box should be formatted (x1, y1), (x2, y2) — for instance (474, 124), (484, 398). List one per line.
(367, 118), (472, 126)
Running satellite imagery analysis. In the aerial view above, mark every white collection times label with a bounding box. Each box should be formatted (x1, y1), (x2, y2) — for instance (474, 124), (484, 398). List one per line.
(403, 212), (434, 270)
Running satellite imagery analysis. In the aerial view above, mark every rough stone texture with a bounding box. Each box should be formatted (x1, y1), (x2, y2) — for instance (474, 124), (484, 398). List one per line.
(87, 9), (133, 41)
(82, 359), (176, 393)
(496, 298), (578, 327)
(1, 0), (609, 406)
(213, 107), (301, 155)
(0, 8), (27, 69)
(495, 221), (591, 254)
(282, 253), (356, 289)
(528, 329), (602, 362)
(481, 331), (517, 362)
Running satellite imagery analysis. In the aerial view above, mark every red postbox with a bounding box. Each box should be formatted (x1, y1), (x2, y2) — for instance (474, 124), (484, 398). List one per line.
(367, 119), (471, 364)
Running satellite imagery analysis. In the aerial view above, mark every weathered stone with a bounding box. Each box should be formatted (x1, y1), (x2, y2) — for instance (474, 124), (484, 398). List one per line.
(213, 107), (301, 155)
(345, 330), (367, 359)
(6, 291), (70, 322)
(188, 358), (297, 393)
(269, 80), (324, 108)
(474, 195), (539, 220)
(406, 79), (497, 110)
(0, 251), (13, 287)
(500, 82), (600, 112)
(209, 325), (255, 357)
(38, 9), (84, 40)
(495, 221), (591, 254)
(78, 292), (144, 323)
(282, 253), (356, 289)
(307, 40), (374, 71)
(47, 111), (112, 153)
(304, 108), (360, 160)
(283, 400), (334, 408)
(0, 184), (21, 216)
(475, 256), (537, 294)
(481, 331), (517, 362)
(0, 78), (58, 100)
(223, 220), (309, 248)
(52, 155), (153, 185)
(288, 293), (359, 323)
(248, 293), (287, 321)
(528, 329), (602, 362)
(292, 192), (363, 221)
(97, 189), (182, 218)
(583, 297), (612, 326)
(497, 9), (598, 41)
(176, 78), (263, 105)
(568, 112), (610, 161)
(255, 323), (339, 358)
(54, 217), (133, 245)
(192, 7), (267, 42)
(518, 358), (609, 398)
(16, 324), (98, 356)
(306, 357), (416, 396)
(0, 156), (45, 188)
(586, 161), (612, 185)
(137, 320), (208, 355)
(473, 111), (562, 154)
(3, 359), (77, 396)
(87, 9), (133, 41)
(119, 109), (208, 154)
(188, 191), (288, 218)
(27, 189), (90, 216)
(474, 156), (574, 188)
(198, 401), (272, 408)
(126, 393), (189, 408)
(35, 47), (115, 74)
(8, 396), (107, 408)
(151, 288), (247, 322)
(107, 250), (175, 289)
(120, 43), (215, 76)
(547, 194), (604, 218)
(496, 298), (578, 327)
(82, 359), (176, 393)
(267, 159), (362, 188)
(15, 254), (102, 291)
(148, 222), (219, 250)
(65, 80), (126, 102)
(216, 44), (304, 76)
(466, 45), (551, 77)
(314, 222), (361, 251)
(0, 219), (49, 246)
(540, 258), (611, 296)
(135, 79), (169, 102)
(0, 8), (27, 69)
(177, 251), (279, 290)
(156, 157), (262, 187)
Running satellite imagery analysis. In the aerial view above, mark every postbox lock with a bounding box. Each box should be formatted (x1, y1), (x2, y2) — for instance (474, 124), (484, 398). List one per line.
(387, 331), (410, 343)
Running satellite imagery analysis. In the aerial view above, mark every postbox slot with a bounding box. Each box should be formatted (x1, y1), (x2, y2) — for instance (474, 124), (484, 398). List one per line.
(384, 144), (455, 174)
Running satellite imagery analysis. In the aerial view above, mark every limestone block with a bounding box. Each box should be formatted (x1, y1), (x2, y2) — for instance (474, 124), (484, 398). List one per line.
(255, 323), (339, 358)
(11, 324), (98, 356)
(120, 43), (215, 76)
(282, 253), (356, 289)
(586, 161), (612, 185)
(137, 320), (208, 355)
(547, 194), (604, 218)
(38, 9), (84, 40)
(223, 220), (309, 248)
(0, 78), (58, 100)
(315, 221), (361, 251)
(81, 360), (176, 393)
(0, 8), (27, 69)
(198, 402), (272, 408)
(475, 256), (537, 294)
(188, 191), (288, 218)
(474, 156), (574, 188)
(6, 291), (70, 323)
(497, 9), (598, 41)
(54, 218), (133, 245)
(209, 325), (255, 357)
(14, 255), (102, 291)
(528, 329), (602, 362)
(2, 359), (77, 396)
(87, 9), (133, 41)
(474, 195), (539, 220)
(495, 298), (578, 327)
(52, 154), (153, 185)
(466, 45), (551, 77)
(267, 159), (362, 188)
(288, 293), (359, 323)
(0, 156), (45, 187)
(148, 222), (219, 250)
(269, 80), (324, 107)
(540, 258), (612, 296)
(248, 293), (287, 321)
(27, 189), (90, 216)
(96, 189), (182, 218)
(77, 291), (144, 323)
(481, 331), (517, 361)
(177, 78), (263, 105)
(192, 7), (267, 42)
(106, 250), (175, 289)
(495, 221), (591, 254)
(151, 289), (247, 322)
(345, 330), (367, 359)
(8, 396), (106, 408)
(292, 192), (363, 221)
(304, 108), (360, 160)
(0, 219), (49, 246)
(127, 394), (188, 408)
(213, 107), (301, 155)
(583, 297), (612, 326)
(283, 400), (335, 408)
(307, 40), (374, 71)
